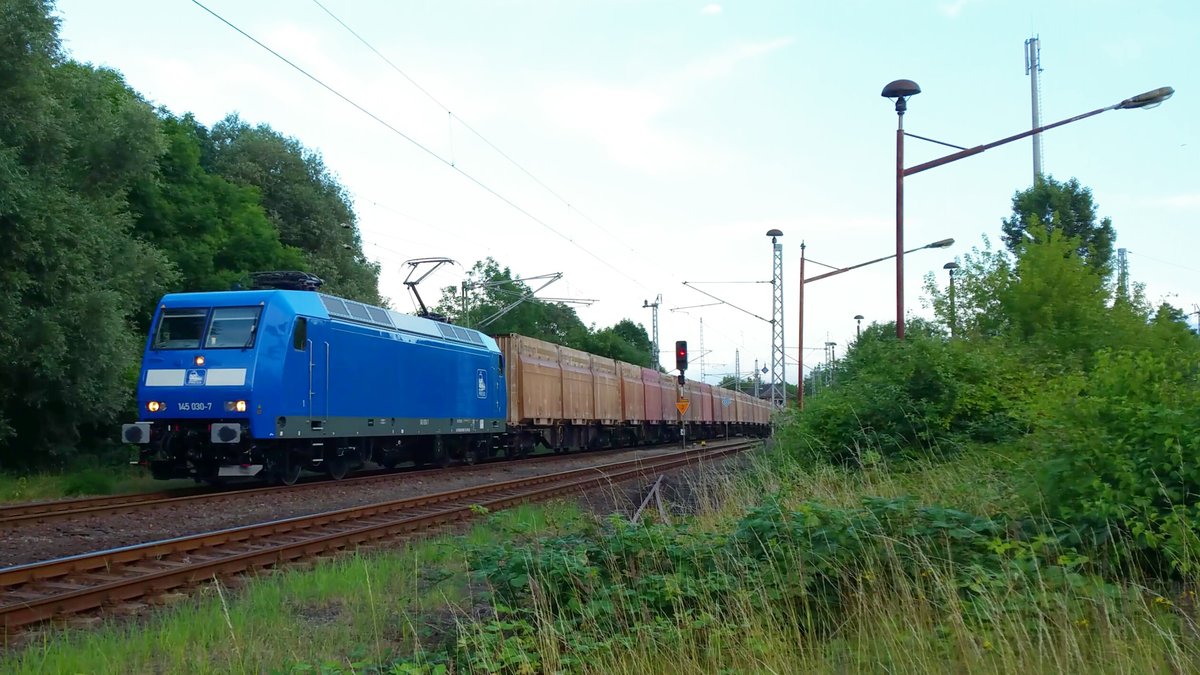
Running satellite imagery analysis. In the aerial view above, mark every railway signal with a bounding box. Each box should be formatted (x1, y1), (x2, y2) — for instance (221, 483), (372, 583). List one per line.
(675, 341), (688, 372)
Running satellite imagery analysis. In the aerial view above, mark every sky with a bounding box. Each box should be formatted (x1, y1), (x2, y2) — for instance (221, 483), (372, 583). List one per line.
(53, 0), (1199, 388)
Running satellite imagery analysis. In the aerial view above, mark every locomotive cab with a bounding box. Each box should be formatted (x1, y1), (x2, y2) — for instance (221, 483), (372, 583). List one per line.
(124, 293), (278, 481)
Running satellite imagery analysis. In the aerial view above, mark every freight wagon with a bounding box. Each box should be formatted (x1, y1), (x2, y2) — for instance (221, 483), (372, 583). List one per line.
(497, 334), (769, 453)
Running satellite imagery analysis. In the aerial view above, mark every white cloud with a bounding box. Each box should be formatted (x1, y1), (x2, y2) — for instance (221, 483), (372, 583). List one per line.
(701, 3), (722, 15)
(539, 82), (709, 175)
(536, 37), (793, 175)
(1104, 37), (1144, 62)
(938, 0), (976, 18)
(1158, 193), (1200, 209)
(682, 37), (795, 81)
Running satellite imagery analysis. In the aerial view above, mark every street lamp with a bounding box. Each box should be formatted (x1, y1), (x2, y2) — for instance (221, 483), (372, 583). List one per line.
(797, 237), (953, 410)
(854, 314), (864, 339)
(943, 262), (959, 338)
(883, 80), (1174, 341)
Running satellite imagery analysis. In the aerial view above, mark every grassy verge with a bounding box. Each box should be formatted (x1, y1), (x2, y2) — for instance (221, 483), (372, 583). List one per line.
(439, 450), (1199, 674)
(2, 502), (585, 673)
(7, 446), (1197, 673)
(0, 465), (195, 504)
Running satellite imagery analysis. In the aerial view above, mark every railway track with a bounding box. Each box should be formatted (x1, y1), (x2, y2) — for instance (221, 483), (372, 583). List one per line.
(0, 440), (753, 631)
(0, 442), (689, 526)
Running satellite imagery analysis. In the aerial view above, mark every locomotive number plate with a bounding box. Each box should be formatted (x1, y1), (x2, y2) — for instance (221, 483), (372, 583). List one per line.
(177, 402), (213, 412)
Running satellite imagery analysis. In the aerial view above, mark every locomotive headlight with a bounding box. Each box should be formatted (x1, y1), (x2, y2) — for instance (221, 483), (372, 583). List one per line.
(147, 401), (162, 412)
(225, 400), (248, 413)
(194, 355), (206, 366)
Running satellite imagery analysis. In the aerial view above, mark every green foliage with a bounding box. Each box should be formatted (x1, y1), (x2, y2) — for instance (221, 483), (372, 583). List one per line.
(1001, 176), (1115, 271)
(795, 320), (1029, 463)
(0, 0), (382, 465)
(450, 496), (1097, 672)
(0, 3), (177, 466)
(128, 113), (306, 296)
(584, 319), (653, 367)
(207, 115), (381, 304)
(1034, 348), (1200, 575)
(436, 257), (653, 365)
(1000, 223), (1112, 359)
(61, 468), (117, 496)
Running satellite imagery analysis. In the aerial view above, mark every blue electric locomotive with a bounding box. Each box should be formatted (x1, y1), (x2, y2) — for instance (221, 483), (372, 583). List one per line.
(122, 275), (506, 484)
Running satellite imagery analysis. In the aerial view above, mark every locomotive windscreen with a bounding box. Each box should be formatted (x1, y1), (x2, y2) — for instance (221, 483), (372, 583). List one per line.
(151, 306), (262, 350)
(152, 309), (207, 349)
(206, 307), (261, 348)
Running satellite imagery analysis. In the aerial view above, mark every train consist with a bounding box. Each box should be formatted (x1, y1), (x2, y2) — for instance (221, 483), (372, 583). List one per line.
(122, 275), (770, 484)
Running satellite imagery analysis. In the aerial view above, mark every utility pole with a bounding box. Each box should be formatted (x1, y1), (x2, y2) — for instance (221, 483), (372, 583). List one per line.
(643, 295), (661, 370)
(753, 359), (760, 399)
(734, 349), (741, 393)
(1117, 248), (1129, 301)
(824, 341), (837, 386)
(768, 231), (786, 408)
(699, 317), (705, 382)
(1026, 36), (1044, 184)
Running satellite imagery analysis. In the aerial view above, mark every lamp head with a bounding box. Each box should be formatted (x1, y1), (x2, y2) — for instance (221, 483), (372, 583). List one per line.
(926, 238), (955, 249)
(882, 79), (921, 114)
(1118, 86), (1174, 110)
(943, 262), (960, 270)
(854, 314), (864, 321)
(766, 228), (783, 244)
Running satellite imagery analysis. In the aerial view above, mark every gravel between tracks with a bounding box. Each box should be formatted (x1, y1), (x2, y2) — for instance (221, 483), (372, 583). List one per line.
(0, 447), (694, 568)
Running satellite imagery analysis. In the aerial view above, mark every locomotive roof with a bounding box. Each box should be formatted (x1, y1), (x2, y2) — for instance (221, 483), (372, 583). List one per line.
(158, 289), (498, 352)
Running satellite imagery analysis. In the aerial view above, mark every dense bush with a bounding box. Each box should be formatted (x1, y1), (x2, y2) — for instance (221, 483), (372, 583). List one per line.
(1035, 348), (1200, 574)
(795, 322), (1029, 464)
(452, 498), (1091, 672)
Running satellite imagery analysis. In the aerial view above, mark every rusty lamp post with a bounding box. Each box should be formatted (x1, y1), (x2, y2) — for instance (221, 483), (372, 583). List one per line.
(883, 80), (1174, 341)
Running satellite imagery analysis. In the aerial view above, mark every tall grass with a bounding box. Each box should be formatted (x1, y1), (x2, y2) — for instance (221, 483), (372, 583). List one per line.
(442, 449), (1200, 674)
(1, 503), (584, 674)
(7, 444), (1195, 674)
(0, 466), (192, 503)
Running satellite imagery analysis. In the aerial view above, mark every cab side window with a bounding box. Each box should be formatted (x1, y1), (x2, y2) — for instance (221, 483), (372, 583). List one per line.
(293, 318), (307, 350)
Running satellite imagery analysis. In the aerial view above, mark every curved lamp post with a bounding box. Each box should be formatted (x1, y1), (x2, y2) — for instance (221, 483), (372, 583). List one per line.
(797, 237), (953, 410)
(883, 80), (1174, 340)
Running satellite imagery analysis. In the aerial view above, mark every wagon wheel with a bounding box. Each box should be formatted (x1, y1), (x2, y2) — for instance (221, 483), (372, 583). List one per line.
(430, 436), (451, 468)
(275, 452), (303, 486)
(325, 452), (350, 480)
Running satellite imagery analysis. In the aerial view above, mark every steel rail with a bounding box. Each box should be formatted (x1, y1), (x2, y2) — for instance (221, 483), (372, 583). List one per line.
(0, 441), (692, 526)
(0, 441), (753, 630)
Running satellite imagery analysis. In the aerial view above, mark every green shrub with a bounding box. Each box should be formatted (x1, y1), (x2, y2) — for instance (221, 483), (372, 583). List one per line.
(61, 468), (118, 496)
(455, 496), (1092, 671)
(1035, 348), (1200, 575)
(794, 323), (1030, 464)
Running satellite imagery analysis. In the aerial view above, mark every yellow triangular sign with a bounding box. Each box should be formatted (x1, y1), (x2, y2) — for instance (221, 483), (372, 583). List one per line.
(676, 398), (690, 415)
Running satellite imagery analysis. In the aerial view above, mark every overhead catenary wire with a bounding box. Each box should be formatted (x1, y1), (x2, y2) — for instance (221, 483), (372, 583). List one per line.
(308, 0), (771, 364)
(308, 0), (778, 363)
(194, 0), (765, 363)
(309, 0), (662, 277)
(190, 0), (654, 295)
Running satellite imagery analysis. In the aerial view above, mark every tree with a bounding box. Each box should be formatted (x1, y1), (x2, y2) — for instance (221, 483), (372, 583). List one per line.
(437, 258), (655, 363)
(0, 1), (176, 465)
(207, 115), (380, 303)
(127, 113), (307, 299)
(1000, 176), (1115, 272)
(586, 321), (652, 367)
